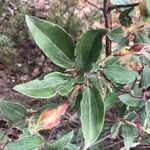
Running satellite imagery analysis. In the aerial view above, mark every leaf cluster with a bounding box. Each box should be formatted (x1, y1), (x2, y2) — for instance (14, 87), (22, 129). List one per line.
(1, 0), (150, 149)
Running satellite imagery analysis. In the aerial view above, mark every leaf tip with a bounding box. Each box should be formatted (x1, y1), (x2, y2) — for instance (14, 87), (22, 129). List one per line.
(25, 15), (29, 21)
(13, 85), (19, 92)
(25, 15), (34, 25)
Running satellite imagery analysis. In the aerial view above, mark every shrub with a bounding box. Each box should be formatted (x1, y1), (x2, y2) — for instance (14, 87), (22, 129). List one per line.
(0, 0), (150, 150)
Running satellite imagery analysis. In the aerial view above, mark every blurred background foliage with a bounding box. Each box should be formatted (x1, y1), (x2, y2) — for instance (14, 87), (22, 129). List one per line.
(0, 0), (103, 74)
(0, 0), (104, 43)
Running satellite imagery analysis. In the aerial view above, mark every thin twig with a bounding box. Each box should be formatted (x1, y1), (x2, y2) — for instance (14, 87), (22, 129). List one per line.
(103, 0), (112, 56)
(85, 0), (103, 11)
(97, 54), (113, 66)
(48, 128), (55, 141)
(121, 119), (150, 134)
(131, 77), (138, 91)
(93, 134), (111, 145)
(64, 115), (80, 124)
(68, 85), (80, 102)
(104, 140), (124, 150)
(109, 2), (140, 11)
(129, 92), (142, 99)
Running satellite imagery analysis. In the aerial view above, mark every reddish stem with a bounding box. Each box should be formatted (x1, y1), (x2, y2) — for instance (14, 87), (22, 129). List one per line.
(103, 0), (112, 56)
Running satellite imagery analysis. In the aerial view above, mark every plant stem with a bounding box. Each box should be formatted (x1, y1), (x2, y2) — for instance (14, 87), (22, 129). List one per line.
(121, 119), (150, 134)
(85, 0), (103, 11)
(97, 54), (113, 66)
(104, 140), (124, 150)
(93, 134), (111, 145)
(68, 85), (80, 102)
(85, 1), (140, 57)
(103, 0), (112, 56)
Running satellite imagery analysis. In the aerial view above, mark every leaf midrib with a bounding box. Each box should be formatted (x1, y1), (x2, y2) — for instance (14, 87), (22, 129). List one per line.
(0, 103), (26, 118)
(29, 19), (74, 67)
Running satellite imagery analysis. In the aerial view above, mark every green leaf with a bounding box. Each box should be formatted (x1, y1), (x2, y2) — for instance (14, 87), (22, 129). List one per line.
(0, 100), (28, 122)
(75, 75), (86, 84)
(104, 90), (117, 111)
(13, 72), (74, 99)
(141, 136), (150, 145)
(145, 0), (150, 16)
(0, 130), (5, 139)
(119, 94), (143, 107)
(75, 92), (82, 118)
(81, 86), (104, 149)
(119, 37), (129, 48)
(119, 104), (127, 117)
(134, 28), (150, 44)
(140, 65), (150, 87)
(6, 135), (43, 150)
(124, 111), (137, 121)
(122, 124), (137, 150)
(140, 0), (150, 17)
(45, 131), (74, 150)
(65, 143), (79, 150)
(140, 109), (146, 125)
(144, 101), (150, 129)
(89, 145), (100, 150)
(119, 7), (134, 27)
(89, 76), (105, 92)
(105, 57), (119, 66)
(111, 0), (131, 5)
(89, 76), (108, 100)
(103, 65), (137, 84)
(75, 29), (108, 72)
(25, 15), (75, 69)
(111, 122), (123, 139)
(13, 120), (28, 129)
(107, 27), (124, 42)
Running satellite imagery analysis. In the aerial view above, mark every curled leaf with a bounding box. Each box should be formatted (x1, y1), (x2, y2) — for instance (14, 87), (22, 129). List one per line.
(38, 102), (69, 129)
(30, 102), (69, 133)
(119, 7), (134, 27)
(13, 72), (74, 99)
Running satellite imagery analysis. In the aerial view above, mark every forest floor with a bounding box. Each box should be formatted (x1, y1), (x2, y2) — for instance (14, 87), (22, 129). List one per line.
(0, 40), (59, 106)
